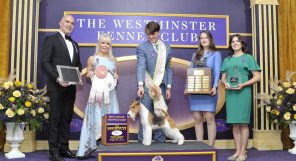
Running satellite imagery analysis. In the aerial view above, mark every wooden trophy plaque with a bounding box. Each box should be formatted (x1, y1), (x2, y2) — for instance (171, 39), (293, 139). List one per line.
(101, 114), (129, 145)
(185, 68), (212, 94)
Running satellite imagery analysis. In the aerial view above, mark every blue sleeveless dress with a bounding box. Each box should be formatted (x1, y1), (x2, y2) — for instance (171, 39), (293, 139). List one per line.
(77, 56), (119, 157)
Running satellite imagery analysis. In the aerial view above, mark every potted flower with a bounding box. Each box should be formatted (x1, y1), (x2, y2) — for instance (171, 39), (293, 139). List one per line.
(257, 72), (296, 154)
(0, 80), (49, 130)
(257, 76), (296, 126)
(0, 80), (49, 158)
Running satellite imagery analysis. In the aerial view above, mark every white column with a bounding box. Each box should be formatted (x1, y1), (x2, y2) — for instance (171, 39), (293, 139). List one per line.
(10, 0), (41, 84)
(250, 0), (282, 150)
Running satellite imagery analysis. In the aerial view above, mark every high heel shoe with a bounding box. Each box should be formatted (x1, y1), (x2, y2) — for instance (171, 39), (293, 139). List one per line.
(227, 155), (238, 160)
(76, 149), (96, 160)
(235, 154), (247, 161)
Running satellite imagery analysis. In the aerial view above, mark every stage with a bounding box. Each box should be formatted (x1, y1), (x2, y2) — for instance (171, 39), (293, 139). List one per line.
(0, 146), (295, 161)
(97, 141), (216, 161)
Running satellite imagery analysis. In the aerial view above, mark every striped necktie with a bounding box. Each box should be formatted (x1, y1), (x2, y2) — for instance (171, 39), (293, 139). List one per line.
(154, 44), (159, 53)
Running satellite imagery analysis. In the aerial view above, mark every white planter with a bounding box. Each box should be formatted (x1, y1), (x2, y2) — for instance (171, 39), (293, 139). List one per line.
(289, 121), (296, 154)
(5, 122), (26, 159)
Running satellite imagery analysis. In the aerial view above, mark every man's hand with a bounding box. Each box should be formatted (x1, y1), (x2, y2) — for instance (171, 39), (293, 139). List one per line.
(56, 77), (69, 87)
(137, 86), (144, 98)
(166, 89), (171, 100)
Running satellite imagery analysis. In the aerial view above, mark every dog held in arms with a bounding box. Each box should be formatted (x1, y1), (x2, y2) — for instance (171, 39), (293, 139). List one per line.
(127, 84), (184, 146)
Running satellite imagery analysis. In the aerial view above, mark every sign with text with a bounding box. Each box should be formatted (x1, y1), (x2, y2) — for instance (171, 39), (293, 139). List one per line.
(101, 114), (129, 145)
(65, 12), (229, 48)
(97, 151), (216, 161)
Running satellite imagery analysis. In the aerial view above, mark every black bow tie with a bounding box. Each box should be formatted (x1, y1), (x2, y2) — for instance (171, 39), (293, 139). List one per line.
(65, 35), (72, 41)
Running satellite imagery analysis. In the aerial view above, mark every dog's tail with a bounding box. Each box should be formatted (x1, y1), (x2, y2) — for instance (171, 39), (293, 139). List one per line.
(152, 109), (171, 126)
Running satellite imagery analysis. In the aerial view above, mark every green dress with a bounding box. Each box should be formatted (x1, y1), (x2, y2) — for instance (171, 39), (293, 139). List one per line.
(220, 54), (261, 124)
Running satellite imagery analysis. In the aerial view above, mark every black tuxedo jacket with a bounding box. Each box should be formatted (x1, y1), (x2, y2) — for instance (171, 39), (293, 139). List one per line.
(41, 32), (82, 92)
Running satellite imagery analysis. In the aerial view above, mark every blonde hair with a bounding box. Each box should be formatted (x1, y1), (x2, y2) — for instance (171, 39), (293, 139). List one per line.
(95, 33), (115, 61)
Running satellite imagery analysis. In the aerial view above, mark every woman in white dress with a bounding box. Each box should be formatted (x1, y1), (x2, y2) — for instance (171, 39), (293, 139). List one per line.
(76, 33), (119, 159)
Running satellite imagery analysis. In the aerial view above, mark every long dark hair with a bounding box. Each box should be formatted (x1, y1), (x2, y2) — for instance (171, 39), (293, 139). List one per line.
(194, 30), (217, 64)
(228, 34), (249, 56)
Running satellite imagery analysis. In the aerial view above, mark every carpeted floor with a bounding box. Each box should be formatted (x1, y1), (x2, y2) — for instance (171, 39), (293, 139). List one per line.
(1, 148), (296, 161)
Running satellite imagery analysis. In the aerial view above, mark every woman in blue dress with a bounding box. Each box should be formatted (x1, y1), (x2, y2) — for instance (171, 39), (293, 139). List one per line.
(76, 33), (119, 159)
(187, 31), (222, 146)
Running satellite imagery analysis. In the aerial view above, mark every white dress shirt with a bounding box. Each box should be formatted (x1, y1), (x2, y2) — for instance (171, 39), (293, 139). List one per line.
(59, 31), (74, 62)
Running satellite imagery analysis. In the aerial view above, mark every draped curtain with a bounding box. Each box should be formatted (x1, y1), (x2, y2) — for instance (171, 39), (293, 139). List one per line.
(0, 0), (10, 78)
(278, 0), (296, 80)
(269, 0), (296, 150)
(0, 0), (10, 152)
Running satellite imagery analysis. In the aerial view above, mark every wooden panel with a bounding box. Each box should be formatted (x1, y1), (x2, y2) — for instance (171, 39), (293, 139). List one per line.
(253, 129), (283, 150)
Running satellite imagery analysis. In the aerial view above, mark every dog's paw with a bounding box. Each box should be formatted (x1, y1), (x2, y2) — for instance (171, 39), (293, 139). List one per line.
(177, 139), (184, 145)
(143, 141), (151, 146)
(143, 143), (151, 146)
(172, 139), (178, 143)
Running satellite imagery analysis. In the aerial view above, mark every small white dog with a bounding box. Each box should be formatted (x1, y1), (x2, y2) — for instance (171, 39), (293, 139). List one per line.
(127, 100), (185, 146)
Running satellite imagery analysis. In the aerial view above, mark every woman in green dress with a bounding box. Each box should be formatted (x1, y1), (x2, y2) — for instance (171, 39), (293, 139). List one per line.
(220, 34), (261, 161)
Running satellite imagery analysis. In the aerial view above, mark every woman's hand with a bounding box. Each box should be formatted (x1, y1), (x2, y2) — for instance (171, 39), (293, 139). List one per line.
(226, 83), (245, 90)
(79, 72), (83, 85)
(232, 83), (245, 90)
(86, 70), (95, 79)
(184, 89), (188, 95)
(114, 73), (119, 79)
(221, 80), (230, 89)
(211, 87), (217, 96)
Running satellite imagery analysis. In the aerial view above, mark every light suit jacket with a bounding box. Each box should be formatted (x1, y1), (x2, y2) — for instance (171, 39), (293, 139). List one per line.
(136, 41), (173, 88)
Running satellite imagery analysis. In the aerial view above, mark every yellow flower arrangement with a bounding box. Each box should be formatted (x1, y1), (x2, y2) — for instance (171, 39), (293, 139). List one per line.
(257, 73), (296, 126)
(0, 80), (49, 130)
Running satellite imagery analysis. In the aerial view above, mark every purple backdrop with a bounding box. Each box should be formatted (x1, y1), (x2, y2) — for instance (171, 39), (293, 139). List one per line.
(37, 0), (252, 140)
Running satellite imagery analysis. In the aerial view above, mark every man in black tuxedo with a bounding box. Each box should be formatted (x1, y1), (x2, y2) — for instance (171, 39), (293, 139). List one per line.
(41, 15), (82, 161)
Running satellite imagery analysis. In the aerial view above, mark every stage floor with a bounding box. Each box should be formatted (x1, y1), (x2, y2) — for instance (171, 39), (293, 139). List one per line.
(1, 147), (294, 161)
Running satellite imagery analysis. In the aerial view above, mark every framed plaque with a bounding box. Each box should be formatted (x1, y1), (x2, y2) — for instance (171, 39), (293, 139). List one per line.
(185, 68), (212, 94)
(102, 114), (129, 145)
(56, 65), (81, 85)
